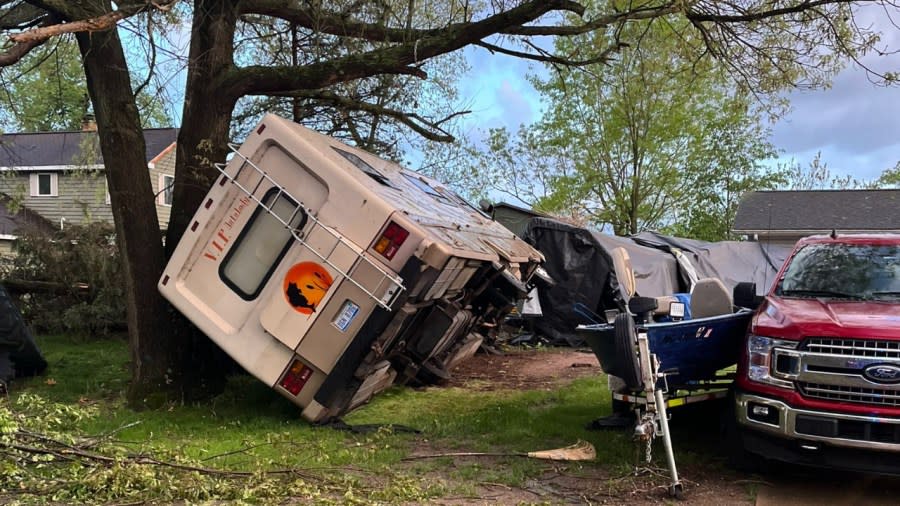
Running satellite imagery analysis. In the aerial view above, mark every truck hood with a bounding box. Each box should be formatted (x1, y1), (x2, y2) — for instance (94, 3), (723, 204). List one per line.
(754, 297), (900, 340)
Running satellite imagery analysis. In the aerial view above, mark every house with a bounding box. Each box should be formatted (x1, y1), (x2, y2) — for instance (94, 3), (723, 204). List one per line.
(0, 125), (178, 249)
(732, 189), (900, 248)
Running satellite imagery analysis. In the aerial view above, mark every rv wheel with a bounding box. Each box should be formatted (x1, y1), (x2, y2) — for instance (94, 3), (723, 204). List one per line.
(613, 313), (643, 390)
(413, 358), (451, 386)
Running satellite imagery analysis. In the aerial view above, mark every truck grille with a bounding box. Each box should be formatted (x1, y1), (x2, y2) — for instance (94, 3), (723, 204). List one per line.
(798, 382), (900, 407)
(803, 337), (900, 359)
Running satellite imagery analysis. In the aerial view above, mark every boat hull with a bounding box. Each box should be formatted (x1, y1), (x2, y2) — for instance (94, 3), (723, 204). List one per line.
(577, 310), (753, 385)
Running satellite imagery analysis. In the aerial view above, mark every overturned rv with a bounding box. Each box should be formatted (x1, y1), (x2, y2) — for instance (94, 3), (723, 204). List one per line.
(159, 114), (543, 422)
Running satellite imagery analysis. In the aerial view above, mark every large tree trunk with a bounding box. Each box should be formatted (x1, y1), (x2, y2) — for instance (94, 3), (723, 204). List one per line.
(75, 25), (174, 406)
(162, 0), (244, 397)
(167, 0), (240, 245)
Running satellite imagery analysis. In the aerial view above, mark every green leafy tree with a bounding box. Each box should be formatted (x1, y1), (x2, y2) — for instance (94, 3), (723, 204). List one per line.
(0, 36), (87, 132)
(0, 36), (170, 132)
(472, 14), (783, 239)
(879, 162), (900, 187)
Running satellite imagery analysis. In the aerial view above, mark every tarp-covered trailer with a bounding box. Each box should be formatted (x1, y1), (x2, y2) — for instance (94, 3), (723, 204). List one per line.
(522, 218), (789, 345)
(159, 114), (543, 422)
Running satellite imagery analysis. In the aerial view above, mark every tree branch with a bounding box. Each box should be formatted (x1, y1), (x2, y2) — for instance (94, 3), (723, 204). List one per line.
(0, 34), (45, 65)
(501, 3), (680, 36)
(7, 0), (176, 44)
(270, 89), (466, 142)
(687, 0), (859, 23)
(0, 9), (59, 67)
(241, 0), (586, 42)
(0, 2), (46, 30)
(476, 39), (627, 67)
(224, 0), (577, 98)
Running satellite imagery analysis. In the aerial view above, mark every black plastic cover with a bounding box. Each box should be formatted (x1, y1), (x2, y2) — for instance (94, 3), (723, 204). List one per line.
(0, 284), (47, 383)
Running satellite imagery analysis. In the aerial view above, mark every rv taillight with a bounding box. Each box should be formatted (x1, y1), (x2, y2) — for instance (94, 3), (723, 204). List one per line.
(373, 221), (409, 260)
(279, 359), (312, 396)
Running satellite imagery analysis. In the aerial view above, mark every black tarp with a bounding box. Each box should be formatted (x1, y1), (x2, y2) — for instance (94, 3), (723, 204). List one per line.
(522, 218), (791, 346)
(0, 284), (47, 385)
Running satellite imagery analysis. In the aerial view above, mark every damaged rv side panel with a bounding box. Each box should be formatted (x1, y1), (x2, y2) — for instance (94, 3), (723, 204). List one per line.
(160, 113), (543, 422)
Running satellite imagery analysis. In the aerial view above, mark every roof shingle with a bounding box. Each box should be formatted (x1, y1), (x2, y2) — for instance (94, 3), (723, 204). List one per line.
(733, 190), (900, 233)
(0, 128), (178, 168)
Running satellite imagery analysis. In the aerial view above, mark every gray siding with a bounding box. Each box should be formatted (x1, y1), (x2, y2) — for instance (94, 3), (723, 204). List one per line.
(0, 145), (177, 232)
(0, 170), (113, 227)
(149, 144), (175, 230)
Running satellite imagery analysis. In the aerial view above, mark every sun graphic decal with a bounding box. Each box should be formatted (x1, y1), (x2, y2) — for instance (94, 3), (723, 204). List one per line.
(283, 262), (334, 314)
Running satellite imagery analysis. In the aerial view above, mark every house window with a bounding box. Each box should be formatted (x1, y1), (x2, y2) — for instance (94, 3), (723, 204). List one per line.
(158, 174), (175, 206)
(29, 173), (58, 197)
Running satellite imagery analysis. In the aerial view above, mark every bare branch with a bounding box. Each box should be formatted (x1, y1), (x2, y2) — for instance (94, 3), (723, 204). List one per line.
(270, 88), (466, 142)
(10, 9), (130, 43)
(502, 3), (680, 36)
(687, 0), (860, 23)
(225, 0), (576, 98)
(0, 33), (45, 65)
(476, 39), (627, 67)
(241, 0), (586, 42)
(0, 10), (59, 67)
(7, 0), (177, 44)
(0, 2), (46, 30)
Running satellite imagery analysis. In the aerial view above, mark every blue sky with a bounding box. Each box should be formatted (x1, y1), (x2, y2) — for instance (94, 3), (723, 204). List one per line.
(454, 27), (900, 184)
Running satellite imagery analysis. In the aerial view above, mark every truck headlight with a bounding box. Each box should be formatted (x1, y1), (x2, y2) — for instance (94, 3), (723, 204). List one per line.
(747, 334), (797, 389)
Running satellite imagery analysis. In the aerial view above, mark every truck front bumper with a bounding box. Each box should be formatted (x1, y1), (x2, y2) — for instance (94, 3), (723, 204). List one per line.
(735, 391), (900, 474)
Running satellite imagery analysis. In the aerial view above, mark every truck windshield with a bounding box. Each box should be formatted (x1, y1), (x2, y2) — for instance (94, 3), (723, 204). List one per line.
(777, 243), (900, 301)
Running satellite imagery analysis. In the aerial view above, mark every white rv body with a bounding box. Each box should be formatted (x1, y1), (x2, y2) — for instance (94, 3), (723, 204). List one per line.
(159, 114), (542, 421)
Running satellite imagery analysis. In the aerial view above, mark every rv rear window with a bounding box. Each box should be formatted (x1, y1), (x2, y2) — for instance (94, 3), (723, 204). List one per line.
(332, 146), (395, 187)
(220, 189), (307, 300)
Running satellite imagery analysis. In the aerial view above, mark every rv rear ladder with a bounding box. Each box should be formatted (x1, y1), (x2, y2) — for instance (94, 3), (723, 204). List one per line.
(215, 144), (405, 311)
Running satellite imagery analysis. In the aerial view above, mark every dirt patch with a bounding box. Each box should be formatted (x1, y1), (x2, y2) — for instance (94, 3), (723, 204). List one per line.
(446, 348), (601, 391)
(413, 347), (755, 505)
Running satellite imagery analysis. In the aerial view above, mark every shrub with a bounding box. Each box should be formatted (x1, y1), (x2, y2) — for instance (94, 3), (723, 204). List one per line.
(3, 222), (126, 336)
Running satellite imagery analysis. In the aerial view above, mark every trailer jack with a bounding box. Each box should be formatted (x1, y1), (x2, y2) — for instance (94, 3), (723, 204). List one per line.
(635, 328), (683, 499)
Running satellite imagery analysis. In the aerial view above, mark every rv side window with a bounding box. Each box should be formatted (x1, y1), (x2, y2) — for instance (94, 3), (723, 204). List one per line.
(332, 146), (395, 188)
(220, 189), (307, 300)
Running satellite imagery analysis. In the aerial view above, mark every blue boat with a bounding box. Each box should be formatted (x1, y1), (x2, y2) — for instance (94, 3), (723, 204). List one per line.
(577, 309), (753, 388)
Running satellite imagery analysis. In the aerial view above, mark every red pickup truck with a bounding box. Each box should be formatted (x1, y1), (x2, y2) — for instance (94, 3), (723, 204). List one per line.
(731, 233), (900, 473)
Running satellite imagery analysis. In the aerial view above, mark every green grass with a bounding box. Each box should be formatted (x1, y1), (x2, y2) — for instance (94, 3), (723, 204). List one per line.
(2, 334), (724, 504)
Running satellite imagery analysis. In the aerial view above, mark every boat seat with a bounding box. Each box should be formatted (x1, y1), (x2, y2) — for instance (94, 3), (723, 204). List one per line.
(610, 247), (637, 299)
(690, 278), (732, 318)
(610, 247), (686, 318)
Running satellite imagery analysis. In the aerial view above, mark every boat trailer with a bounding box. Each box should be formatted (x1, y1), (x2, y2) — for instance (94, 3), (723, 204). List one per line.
(625, 326), (732, 499)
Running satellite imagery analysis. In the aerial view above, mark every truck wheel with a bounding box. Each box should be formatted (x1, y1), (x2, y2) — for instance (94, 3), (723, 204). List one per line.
(613, 313), (642, 390)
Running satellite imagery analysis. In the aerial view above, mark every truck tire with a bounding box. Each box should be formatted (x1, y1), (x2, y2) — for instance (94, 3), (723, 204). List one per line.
(613, 313), (642, 390)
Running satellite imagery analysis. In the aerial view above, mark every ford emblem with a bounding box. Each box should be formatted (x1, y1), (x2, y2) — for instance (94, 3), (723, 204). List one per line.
(863, 364), (900, 384)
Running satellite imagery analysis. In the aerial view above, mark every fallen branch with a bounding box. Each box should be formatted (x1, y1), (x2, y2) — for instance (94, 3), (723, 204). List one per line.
(401, 440), (596, 462)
